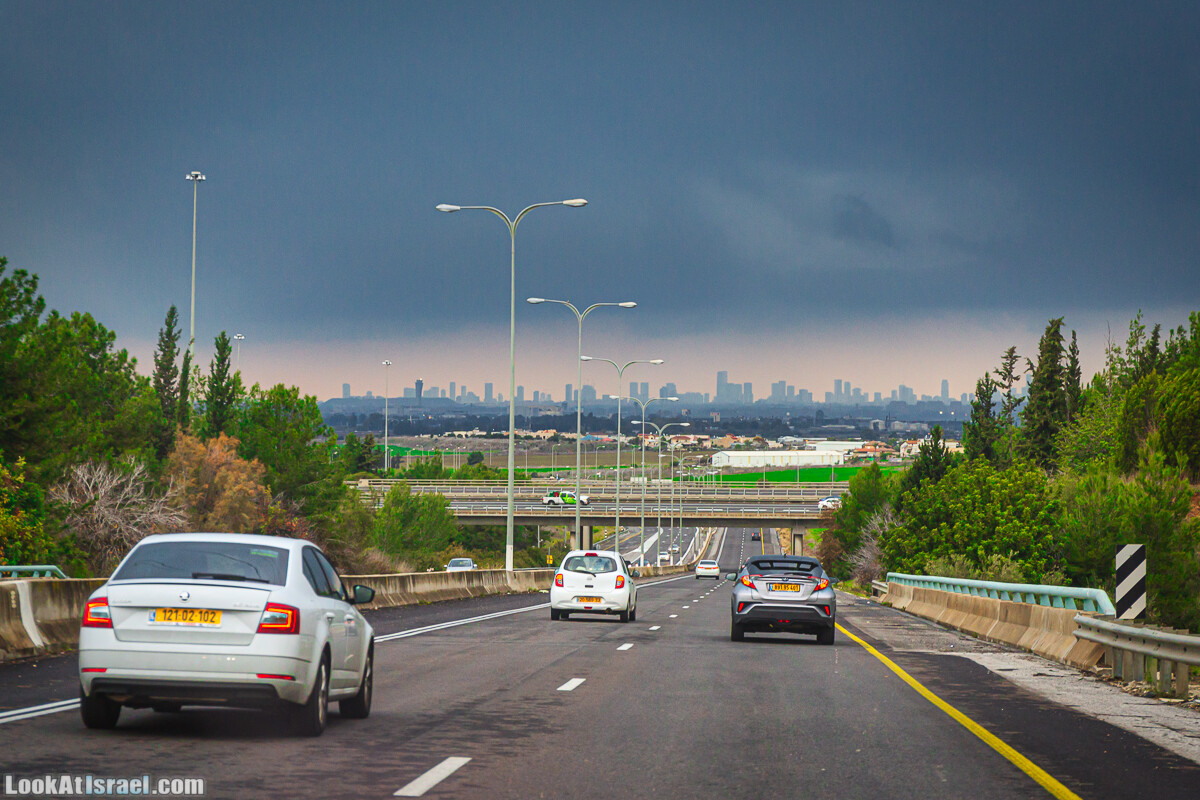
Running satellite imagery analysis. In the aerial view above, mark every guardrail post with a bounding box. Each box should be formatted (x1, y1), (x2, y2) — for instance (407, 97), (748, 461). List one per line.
(1174, 655), (1190, 699)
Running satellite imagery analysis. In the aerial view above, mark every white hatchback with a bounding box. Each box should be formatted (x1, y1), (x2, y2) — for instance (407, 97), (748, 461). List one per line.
(694, 559), (720, 579)
(78, 533), (376, 736)
(549, 550), (638, 623)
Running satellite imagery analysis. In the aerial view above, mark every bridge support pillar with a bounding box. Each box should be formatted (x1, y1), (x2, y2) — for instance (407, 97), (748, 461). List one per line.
(579, 525), (593, 550)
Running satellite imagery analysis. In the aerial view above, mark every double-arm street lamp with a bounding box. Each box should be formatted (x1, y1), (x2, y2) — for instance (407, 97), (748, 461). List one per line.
(581, 357), (662, 552)
(633, 420), (690, 564)
(382, 360), (392, 472)
(527, 297), (636, 547)
(614, 395), (678, 563)
(436, 199), (587, 572)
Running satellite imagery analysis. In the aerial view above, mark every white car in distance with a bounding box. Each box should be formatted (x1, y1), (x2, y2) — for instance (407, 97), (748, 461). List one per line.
(78, 532), (375, 737)
(550, 550), (639, 623)
(445, 558), (478, 572)
(818, 496), (842, 511)
(694, 559), (720, 579)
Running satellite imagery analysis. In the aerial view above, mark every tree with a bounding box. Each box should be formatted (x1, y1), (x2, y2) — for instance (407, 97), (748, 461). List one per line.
(1054, 389), (1121, 474)
(467, 451), (485, 466)
(963, 372), (1002, 462)
(898, 425), (955, 501)
(1065, 330), (1084, 423)
(993, 346), (1026, 464)
(1021, 317), (1068, 470)
(828, 463), (894, 565)
(339, 432), (380, 474)
(50, 459), (186, 573)
(372, 483), (461, 555)
(1116, 373), (1160, 474)
(167, 432), (269, 533)
(177, 348), (193, 431)
(202, 331), (240, 439)
(151, 306), (181, 461)
(1156, 360), (1200, 480)
(0, 456), (63, 567)
(234, 383), (339, 513)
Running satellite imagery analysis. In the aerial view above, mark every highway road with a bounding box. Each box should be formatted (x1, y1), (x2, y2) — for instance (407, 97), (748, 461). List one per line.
(1, 528), (1197, 799)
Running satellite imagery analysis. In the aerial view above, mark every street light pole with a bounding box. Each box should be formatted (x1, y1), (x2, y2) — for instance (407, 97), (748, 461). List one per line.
(185, 170), (206, 356)
(381, 360), (392, 472)
(233, 333), (245, 373)
(633, 420), (690, 565)
(616, 396), (678, 563)
(527, 297), (635, 549)
(582, 357), (662, 556)
(437, 199), (587, 572)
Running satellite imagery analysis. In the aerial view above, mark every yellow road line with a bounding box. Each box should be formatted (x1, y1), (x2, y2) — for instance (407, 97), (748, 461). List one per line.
(836, 623), (1081, 800)
(760, 528), (765, 556)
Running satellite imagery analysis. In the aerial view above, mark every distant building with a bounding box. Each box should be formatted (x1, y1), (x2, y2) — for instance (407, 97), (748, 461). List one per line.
(485, 383), (493, 403)
(342, 383), (351, 399)
(415, 378), (423, 403)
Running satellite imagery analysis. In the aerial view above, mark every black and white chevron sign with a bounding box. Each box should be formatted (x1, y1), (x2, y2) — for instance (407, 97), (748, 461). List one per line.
(1115, 544), (1146, 620)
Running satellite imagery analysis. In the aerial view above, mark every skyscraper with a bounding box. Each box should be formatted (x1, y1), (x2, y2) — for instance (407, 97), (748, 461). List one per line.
(564, 383), (572, 406)
(342, 383), (351, 399)
(743, 382), (753, 404)
(415, 378), (423, 403)
(449, 381), (456, 401)
(484, 382), (493, 404)
(941, 379), (950, 401)
(834, 379), (843, 400)
(516, 386), (525, 402)
(639, 382), (649, 402)
(717, 370), (729, 401)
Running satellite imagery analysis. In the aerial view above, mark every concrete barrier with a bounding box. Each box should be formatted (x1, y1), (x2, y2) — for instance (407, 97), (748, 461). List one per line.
(883, 582), (1106, 670)
(0, 581), (40, 661)
(29, 578), (106, 651)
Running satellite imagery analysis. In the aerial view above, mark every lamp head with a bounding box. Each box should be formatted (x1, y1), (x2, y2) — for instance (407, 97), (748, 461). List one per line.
(562, 198), (588, 207)
(580, 355), (593, 362)
(619, 302), (637, 308)
(650, 359), (664, 365)
(666, 396), (679, 401)
(680, 422), (692, 427)
(382, 360), (392, 366)
(435, 204), (460, 213)
(526, 297), (545, 304)
(186, 171), (205, 181)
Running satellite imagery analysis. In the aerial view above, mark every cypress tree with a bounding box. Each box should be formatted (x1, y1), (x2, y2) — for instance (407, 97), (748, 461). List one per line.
(1022, 318), (1067, 469)
(1065, 330), (1084, 422)
(203, 331), (237, 439)
(178, 349), (193, 432)
(963, 372), (1002, 461)
(151, 306), (181, 460)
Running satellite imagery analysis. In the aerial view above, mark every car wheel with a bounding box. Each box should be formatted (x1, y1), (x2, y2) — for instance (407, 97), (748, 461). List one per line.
(151, 702), (183, 713)
(340, 643), (373, 719)
(293, 654), (329, 737)
(730, 621), (746, 642)
(79, 685), (121, 730)
(817, 626), (835, 645)
(629, 602), (637, 622)
(619, 609), (630, 623)
(550, 608), (561, 621)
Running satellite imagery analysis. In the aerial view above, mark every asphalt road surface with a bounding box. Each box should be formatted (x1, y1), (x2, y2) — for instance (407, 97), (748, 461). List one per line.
(1, 527), (1196, 799)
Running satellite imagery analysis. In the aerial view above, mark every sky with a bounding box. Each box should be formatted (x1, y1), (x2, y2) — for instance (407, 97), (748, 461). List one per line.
(3, 1), (1198, 404)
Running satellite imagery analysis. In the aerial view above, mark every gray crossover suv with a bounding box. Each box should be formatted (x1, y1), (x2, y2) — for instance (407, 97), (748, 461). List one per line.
(727, 555), (837, 644)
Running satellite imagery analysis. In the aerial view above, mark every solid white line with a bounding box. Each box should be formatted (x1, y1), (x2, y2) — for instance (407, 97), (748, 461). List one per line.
(394, 756), (472, 797)
(617, 643), (633, 651)
(557, 678), (586, 692)
(0, 699), (79, 726)
(649, 625), (661, 631)
(377, 603), (550, 641)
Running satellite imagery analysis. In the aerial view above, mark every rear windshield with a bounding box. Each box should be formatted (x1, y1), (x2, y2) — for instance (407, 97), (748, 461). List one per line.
(699, 561), (718, 567)
(448, 559), (473, 567)
(746, 559), (824, 577)
(113, 541), (290, 585)
(563, 555), (616, 574)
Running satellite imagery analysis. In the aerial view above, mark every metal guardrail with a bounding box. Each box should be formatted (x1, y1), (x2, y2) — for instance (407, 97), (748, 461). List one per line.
(353, 478), (849, 501)
(886, 572), (1116, 615)
(1073, 615), (1197, 698)
(0, 565), (67, 579)
(871, 580), (889, 597)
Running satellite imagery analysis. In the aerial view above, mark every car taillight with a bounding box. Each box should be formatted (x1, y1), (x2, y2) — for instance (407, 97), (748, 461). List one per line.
(585, 552), (598, 557)
(812, 578), (830, 591)
(81, 667), (107, 673)
(554, 574), (564, 587)
(82, 598), (112, 628)
(822, 605), (830, 616)
(256, 673), (296, 681)
(615, 576), (625, 589)
(740, 575), (757, 589)
(257, 603), (299, 634)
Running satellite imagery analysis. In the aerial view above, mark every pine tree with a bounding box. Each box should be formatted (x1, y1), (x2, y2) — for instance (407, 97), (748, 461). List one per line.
(177, 349), (193, 432)
(1022, 317), (1068, 469)
(992, 346), (1026, 465)
(151, 306), (181, 460)
(963, 372), (1002, 461)
(203, 331), (238, 439)
(1065, 330), (1083, 423)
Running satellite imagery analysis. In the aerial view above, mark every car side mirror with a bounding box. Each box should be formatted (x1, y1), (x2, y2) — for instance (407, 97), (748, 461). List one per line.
(725, 573), (736, 581)
(351, 585), (376, 605)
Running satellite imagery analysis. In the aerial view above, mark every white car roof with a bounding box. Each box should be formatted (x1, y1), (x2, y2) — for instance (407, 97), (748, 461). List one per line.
(133, 532), (309, 552)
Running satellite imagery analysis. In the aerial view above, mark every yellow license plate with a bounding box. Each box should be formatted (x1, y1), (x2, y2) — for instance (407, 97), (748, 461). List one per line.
(769, 584), (802, 592)
(149, 607), (222, 626)
(577, 596), (602, 603)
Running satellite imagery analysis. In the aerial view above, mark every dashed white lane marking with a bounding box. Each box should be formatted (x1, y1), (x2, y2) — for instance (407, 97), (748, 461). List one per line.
(683, 605), (690, 609)
(618, 643), (634, 651)
(649, 626), (661, 631)
(557, 678), (586, 692)
(394, 756), (472, 797)
(669, 614), (678, 618)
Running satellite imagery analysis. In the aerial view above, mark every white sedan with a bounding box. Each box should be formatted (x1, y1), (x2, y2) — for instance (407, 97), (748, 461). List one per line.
(550, 550), (638, 623)
(818, 496), (842, 511)
(445, 557), (478, 572)
(78, 532), (375, 736)
(694, 559), (721, 579)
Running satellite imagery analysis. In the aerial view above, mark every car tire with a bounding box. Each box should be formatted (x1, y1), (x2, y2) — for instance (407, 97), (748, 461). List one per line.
(293, 654), (329, 737)
(730, 621), (746, 642)
(817, 626), (835, 645)
(79, 685), (121, 730)
(629, 603), (637, 622)
(619, 609), (630, 623)
(550, 608), (561, 621)
(340, 643), (373, 719)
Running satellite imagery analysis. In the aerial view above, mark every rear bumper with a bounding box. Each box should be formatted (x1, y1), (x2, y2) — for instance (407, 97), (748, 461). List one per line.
(732, 602), (835, 632)
(88, 677), (286, 708)
(549, 587), (631, 614)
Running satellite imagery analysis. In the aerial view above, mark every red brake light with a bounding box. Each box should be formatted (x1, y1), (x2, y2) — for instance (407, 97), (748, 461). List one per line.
(81, 667), (107, 673)
(740, 575), (757, 589)
(555, 574), (564, 587)
(82, 598), (112, 628)
(256, 673), (296, 681)
(257, 603), (299, 634)
(615, 576), (625, 589)
(812, 578), (830, 591)
(585, 552), (598, 557)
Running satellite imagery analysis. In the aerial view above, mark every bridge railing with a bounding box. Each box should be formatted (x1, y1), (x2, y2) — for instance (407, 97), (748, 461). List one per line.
(352, 478), (848, 501)
(886, 572), (1116, 615)
(0, 565), (67, 579)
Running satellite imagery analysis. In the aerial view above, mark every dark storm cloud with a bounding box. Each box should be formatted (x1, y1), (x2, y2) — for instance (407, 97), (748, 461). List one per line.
(1, 1), (1197, 385)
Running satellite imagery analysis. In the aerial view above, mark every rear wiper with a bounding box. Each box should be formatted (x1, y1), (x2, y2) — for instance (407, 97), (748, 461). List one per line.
(573, 570), (598, 577)
(191, 572), (270, 583)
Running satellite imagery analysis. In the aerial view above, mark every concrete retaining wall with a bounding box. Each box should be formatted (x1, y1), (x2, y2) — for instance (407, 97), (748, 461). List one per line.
(884, 582), (1106, 669)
